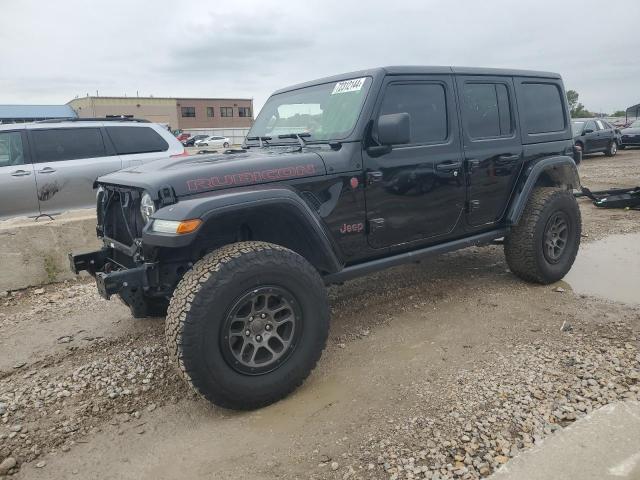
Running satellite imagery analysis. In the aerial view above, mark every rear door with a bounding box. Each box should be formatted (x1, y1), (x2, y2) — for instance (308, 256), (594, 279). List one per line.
(456, 76), (522, 227)
(105, 126), (171, 167)
(0, 130), (40, 219)
(595, 120), (613, 149)
(582, 120), (599, 152)
(29, 127), (122, 215)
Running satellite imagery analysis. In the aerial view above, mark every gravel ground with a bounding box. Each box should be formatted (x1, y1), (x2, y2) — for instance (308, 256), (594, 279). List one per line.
(0, 149), (639, 479)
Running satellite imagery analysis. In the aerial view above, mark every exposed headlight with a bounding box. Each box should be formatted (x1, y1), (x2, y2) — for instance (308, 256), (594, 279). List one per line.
(140, 191), (156, 223)
(150, 219), (202, 235)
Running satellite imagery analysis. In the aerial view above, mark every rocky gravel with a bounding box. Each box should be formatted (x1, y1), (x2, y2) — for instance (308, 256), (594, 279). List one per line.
(334, 328), (639, 479)
(0, 331), (189, 477)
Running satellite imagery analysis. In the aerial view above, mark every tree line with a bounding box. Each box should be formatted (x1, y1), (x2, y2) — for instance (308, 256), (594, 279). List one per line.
(566, 90), (626, 118)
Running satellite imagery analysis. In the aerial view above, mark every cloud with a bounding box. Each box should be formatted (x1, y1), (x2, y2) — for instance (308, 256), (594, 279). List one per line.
(0, 0), (639, 113)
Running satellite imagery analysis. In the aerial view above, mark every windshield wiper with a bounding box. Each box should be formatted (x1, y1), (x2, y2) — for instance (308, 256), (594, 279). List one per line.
(246, 136), (272, 147)
(278, 132), (310, 148)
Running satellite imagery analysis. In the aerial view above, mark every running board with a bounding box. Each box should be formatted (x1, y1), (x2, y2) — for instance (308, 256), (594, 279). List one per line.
(323, 229), (508, 285)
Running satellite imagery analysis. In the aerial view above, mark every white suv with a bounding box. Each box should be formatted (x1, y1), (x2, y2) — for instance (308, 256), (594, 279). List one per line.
(0, 119), (186, 220)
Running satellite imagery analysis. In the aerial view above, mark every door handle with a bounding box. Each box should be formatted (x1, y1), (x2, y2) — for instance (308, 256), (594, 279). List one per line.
(38, 167), (56, 174)
(498, 154), (520, 161)
(436, 161), (462, 171)
(367, 171), (384, 184)
(10, 169), (31, 177)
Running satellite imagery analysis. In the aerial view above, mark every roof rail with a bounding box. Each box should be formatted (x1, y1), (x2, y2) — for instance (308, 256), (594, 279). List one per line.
(35, 117), (151, 124)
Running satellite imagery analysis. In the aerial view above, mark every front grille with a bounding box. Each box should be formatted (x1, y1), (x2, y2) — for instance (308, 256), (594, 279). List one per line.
(99, 187), (145, 246)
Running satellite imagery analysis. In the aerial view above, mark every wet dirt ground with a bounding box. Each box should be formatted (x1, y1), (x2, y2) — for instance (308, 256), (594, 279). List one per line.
(0, 150), (639, 480)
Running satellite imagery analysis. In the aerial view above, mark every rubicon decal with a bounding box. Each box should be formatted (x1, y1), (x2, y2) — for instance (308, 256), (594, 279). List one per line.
(186, 164), (316, 191)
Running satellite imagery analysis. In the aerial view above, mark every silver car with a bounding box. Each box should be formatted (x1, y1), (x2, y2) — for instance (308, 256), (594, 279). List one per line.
(0, 119), (185, 220)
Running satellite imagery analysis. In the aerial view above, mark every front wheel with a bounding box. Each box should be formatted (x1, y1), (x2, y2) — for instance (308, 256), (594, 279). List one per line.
(223, 142), (230, 148)
(165, 241), (329, 410)
(504, 187), (581, 284)
(605, 140), (618, 157)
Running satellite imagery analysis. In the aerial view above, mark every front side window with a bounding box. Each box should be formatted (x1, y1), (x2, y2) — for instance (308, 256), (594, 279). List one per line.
(379, 83), (447, 144)
(106, 126), (169, 155)
(248, 77), (372, 142)
(206, 107), (214, 117)
(595, 120), (605, 130)
(0, 132), (25, 167)
(462, 83), (513, 139)
(585, 120), (597, 132)
(238, 107), (251, 117)
(181, 107), (196, 118)
(220, 107), (234, 117)
(31, 128), (105, 162)
(520, 83), (566, 134)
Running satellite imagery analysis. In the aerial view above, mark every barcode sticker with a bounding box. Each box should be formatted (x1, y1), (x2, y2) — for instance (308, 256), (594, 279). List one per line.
(331, 78), (366, 95)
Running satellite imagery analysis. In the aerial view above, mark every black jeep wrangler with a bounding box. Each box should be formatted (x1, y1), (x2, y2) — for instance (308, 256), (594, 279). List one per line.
(71, 67), (582, 410)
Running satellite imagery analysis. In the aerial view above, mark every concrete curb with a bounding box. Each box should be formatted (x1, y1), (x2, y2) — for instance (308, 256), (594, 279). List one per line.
(491, 401), (640, 479)
(0, 211), (100, 292)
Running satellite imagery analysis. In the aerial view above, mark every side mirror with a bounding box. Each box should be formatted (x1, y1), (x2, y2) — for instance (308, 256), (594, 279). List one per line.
(583, 128), (594, 135)
(378, 113), (411, 145)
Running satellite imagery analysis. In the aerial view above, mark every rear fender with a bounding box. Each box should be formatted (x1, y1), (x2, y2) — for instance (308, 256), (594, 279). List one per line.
(506, 156), (580, 226)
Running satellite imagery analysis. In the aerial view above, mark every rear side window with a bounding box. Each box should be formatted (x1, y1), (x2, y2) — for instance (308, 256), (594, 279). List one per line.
(379, 83), (447, 144)
(520, 83), (566, 134)
(31, 128), (106, 162)
(462, 83), (513, 138)
(106, 126), (169, 155)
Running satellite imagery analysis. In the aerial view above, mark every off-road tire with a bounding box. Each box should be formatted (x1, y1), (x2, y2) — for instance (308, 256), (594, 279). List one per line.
(504, 187), (581, 284)
(165, 241), (329, 410)
(605, 140), (618, 157)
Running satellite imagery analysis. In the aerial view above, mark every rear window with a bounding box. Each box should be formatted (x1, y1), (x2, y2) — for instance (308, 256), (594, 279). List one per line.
(520, 83), (566, 134)
(31, 128), (106, 162)
(106, 126), (169, 155)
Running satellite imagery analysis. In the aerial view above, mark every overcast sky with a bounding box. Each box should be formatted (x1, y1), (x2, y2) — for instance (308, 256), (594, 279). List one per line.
(1, 0), (638, 114)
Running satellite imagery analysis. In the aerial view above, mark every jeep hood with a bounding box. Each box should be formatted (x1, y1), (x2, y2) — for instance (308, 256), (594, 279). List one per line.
(97, 149), (327, 199)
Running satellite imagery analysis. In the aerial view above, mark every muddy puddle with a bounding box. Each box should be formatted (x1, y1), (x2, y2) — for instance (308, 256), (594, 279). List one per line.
(563, 233), (640, 305)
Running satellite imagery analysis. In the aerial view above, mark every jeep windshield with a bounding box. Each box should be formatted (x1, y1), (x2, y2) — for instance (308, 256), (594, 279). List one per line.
(247, 77), (372, 144)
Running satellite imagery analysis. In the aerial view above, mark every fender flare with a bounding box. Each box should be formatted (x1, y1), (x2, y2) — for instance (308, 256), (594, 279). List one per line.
(506, 156), (580, 226)
(143, 185), (343, 274)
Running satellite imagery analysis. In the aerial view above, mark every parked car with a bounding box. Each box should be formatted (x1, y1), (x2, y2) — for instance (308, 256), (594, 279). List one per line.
(0, 118), (186, 220)
(72, 66), (581, 410)
(182, 135), (208, 147)
(619, 119), (640, 149)
(571, 118), (620, 156)
(194, 136), (230, 148)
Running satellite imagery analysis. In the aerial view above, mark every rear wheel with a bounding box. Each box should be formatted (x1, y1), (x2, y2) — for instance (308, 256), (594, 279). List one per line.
(605, 140), (618, 157)
(504, 187), (581, 284)
(165, 241), (329, 410)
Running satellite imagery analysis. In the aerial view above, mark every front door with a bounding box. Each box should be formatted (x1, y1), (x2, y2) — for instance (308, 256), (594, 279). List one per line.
(0, 130), (40, 220)
(29, 127), (122, 215)
(456, 76), (523, 227)
(582, 120), (599, 152)
(363, 75), (465, 249)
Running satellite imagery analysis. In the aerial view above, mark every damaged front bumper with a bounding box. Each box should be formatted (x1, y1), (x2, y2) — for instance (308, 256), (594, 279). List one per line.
(68, 247), (159, 302)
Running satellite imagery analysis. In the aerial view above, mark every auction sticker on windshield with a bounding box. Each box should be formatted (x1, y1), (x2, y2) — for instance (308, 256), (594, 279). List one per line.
(332, 78), (366, 95)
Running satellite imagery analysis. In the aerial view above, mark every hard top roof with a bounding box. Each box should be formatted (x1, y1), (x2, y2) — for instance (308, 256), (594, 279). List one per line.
(272, 66), (561, 95)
